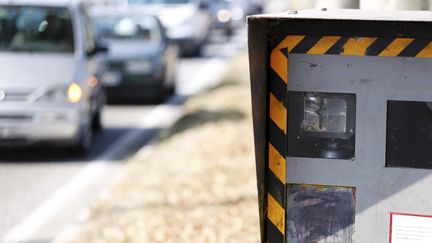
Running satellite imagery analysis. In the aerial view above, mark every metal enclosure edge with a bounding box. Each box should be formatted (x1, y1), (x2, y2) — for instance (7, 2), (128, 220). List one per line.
(247, 17), (270, 243)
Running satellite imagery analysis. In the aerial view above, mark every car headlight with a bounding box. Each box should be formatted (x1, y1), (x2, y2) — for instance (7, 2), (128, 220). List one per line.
(230, 7), (244, 21)
(217, 9), (231, 23)
(126, 60), (152, 74)
(67, 83), (82, 103)
(35, 83), (82, 103)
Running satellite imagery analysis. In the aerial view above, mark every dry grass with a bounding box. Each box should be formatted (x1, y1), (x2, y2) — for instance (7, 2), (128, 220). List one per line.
(70, 52), (259, 243)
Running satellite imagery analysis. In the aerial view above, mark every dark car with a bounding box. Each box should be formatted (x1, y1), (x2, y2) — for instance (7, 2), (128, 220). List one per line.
(90, 7), (178, 102)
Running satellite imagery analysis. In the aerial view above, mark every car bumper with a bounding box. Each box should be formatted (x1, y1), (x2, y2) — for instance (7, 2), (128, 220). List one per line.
(0, 105), (81, 145)
(106, 83), (166, 100)
(103, 71), (167, 98)
(212, 19), (232, 29)
(178, 38), (202, 54)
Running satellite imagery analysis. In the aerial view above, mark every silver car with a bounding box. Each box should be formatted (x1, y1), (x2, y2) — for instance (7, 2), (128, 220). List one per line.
(0, 0), (106, 153)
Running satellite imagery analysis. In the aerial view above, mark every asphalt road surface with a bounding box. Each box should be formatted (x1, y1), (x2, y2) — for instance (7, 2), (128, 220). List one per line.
(0, 30), (246, 243)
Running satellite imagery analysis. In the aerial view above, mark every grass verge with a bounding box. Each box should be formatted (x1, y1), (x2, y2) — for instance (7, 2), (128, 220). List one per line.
(70, 52), (259, 243)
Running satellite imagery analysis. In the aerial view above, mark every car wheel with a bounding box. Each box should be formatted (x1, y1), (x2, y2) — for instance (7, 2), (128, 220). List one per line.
(159, 84), (175, 102)
(167, 84), (176, 96)
(192, 44), (202, 57)
(164, 71), (176, 97)
(92, 110), (102, 133)
(69, 123), (93, 155)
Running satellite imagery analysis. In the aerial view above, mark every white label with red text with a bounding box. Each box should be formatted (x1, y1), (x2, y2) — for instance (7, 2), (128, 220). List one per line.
(391, 213), (432, 243)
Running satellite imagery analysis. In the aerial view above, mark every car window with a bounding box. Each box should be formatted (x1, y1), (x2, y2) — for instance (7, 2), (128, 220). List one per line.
(0, 5), (74, 53)
(92, 15), (161, 42)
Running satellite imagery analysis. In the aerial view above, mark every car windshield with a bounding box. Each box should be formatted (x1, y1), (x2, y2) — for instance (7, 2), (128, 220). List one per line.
(0, 6), (74, 53)
(92, 15), (161, 42)
(128, 0), (191, 4)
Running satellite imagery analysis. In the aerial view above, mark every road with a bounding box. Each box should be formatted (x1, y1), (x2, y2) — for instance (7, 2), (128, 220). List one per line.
(0, 31), (246, 243)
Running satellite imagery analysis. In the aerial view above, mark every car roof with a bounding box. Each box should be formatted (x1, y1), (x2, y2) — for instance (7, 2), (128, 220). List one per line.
(0, 0), (81, 7)
(90, 5), (157, 17)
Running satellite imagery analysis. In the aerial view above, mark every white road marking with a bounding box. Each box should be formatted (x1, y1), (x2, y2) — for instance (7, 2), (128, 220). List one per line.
(1, 57), (226, 243)
(177, 58), (227, 96)
(53, 144), (158, 243)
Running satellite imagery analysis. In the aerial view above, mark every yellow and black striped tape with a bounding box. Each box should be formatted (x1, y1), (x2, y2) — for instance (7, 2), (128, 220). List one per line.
(267, 36), (293, 243)
(275, 35), (432, 58)
(266, 34), (432, 243)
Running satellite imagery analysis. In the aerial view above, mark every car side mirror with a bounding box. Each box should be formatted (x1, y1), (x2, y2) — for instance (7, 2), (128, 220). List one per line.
(87, 44), (108, 56)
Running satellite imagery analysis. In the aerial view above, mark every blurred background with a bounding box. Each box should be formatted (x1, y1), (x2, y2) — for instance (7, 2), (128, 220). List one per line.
(0, 0), (431, 242)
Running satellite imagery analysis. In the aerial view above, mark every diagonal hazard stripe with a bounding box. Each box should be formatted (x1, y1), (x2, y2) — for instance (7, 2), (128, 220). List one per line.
(270, 48), (289, 84)
(399, 38), (431, 57)
(417, 41), (432, 58)
(290, 36), (322, 54)
(270, 70), (287, 104)
(379, 38), (414, 57)
(267, 218), (284, 243)
(365, 38), (394, 56)
(267, 193), (285, 234)
(279, 35), (306, 52)
(269, 143), (286, 183)
(269, 119), (285, 156)
(325, 37), (349, 55)
(269, 93), (287, 134)
(268, 170), (285, 206)
(271, 35), (305, 84)
(307, 36), (341, 55)
(342, 37), (377, 56)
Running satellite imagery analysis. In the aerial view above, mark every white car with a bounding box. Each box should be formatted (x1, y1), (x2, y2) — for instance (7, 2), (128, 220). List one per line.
(128, 0), (211, 56)
(0, 0), (107, 153)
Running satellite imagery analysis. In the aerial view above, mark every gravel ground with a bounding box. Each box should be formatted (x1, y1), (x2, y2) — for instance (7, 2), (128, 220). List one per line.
(68, 52), (260, 243)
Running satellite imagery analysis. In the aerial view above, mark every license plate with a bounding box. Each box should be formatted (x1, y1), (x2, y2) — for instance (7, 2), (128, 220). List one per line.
(0, 126), (22, 139)
(102, 72), (121, 86)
